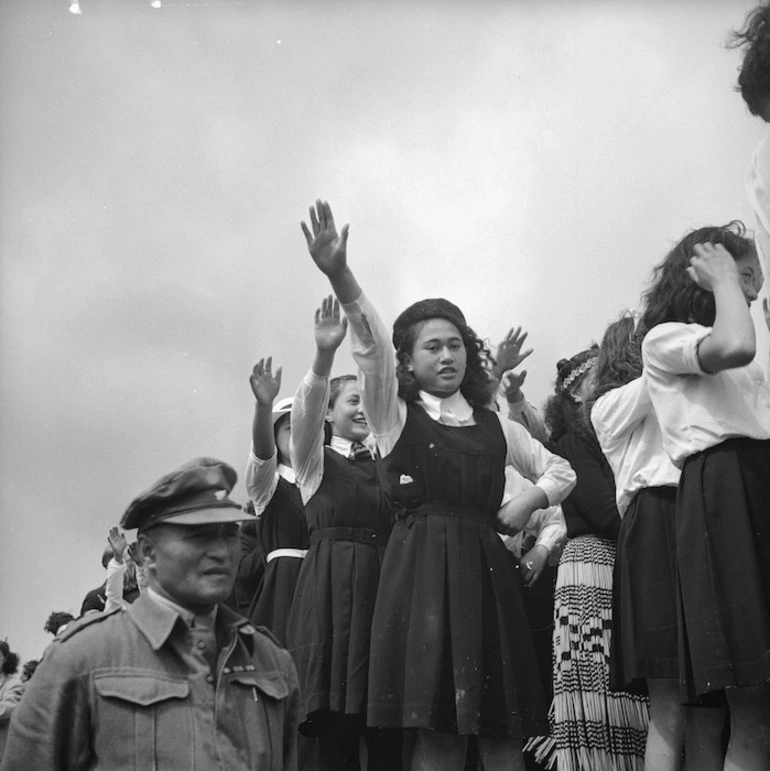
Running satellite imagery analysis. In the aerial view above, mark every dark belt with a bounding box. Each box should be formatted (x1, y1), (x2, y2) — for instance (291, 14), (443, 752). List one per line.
(309, 527), (388, 546)
(396, 504), (492, 527)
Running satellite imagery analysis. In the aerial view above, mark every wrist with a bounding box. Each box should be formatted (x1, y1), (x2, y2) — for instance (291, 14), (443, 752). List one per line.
(506, 390), (524, 404)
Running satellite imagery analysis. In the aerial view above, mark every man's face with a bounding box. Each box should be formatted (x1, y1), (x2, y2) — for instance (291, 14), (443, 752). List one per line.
(140, 522), (240, 614)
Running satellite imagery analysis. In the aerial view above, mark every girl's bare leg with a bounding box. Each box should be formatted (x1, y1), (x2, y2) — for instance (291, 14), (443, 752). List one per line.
(723, 683), (770, 771)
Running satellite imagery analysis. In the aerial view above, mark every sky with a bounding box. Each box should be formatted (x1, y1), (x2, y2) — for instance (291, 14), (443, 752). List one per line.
(1, 0), (767, 662)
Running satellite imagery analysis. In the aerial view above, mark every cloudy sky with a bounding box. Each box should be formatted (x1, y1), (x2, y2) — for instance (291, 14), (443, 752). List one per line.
(1, 0), (766, 661)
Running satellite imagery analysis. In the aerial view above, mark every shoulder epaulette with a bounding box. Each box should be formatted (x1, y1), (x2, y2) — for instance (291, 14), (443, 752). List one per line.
(57, 607), (123, 642)
(245, 623), (284, 649)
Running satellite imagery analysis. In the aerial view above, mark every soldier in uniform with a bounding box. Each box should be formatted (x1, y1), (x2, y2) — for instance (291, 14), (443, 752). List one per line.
(1, 457), (300, 771)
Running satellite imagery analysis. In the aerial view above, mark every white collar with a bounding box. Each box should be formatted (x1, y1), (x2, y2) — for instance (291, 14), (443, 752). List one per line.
(277, 463), (296, 485)
(329, 434), (374, 458)
(146, 586), (217, 629)
(417, 389), (473, 422)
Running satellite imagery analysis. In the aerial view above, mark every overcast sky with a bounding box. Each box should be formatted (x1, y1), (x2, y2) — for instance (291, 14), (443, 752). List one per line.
(1, 0), (766, 661)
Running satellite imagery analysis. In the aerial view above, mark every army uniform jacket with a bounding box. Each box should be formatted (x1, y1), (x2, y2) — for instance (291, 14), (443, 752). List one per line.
(1, 594), (300, 770)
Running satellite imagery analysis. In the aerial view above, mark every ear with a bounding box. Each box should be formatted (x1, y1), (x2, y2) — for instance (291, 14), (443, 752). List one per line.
(403, 353), (414, 373)
(325, 407), (334, 423)
(137, 533), (156, 570)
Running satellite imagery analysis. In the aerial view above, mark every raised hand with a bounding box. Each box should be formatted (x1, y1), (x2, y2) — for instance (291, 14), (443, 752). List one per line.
(250, 357), (282, 405)
(315, 295), (348, 352)
(500, 368), (528, 404)
(108, 526), (128, 564)
(493, 327), (533, 380)
(687, 242), (740, 292)
(301, 200), (349, 278)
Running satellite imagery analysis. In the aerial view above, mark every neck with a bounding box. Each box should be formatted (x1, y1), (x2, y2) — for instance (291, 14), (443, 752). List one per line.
(148, 579), (217, 617)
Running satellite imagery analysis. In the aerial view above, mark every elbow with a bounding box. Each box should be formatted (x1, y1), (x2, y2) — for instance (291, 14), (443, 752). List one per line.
(707, 341), (756, 372)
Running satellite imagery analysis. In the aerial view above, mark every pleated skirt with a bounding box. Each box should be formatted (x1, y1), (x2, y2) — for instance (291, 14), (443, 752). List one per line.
(676, 437), (770, 700)
(366, 512), (548, 741)
(538, 535), (648, 771)
(610, 486), (679, 691)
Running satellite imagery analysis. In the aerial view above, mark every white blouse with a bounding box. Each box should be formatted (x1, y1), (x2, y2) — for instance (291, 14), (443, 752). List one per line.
(591, 375), (679, 516)
(642, 322), (770, 467)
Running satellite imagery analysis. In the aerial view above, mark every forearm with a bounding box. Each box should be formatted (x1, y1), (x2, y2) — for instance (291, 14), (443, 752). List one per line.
(326, 265), (361, 305)
(507, 397), (549, 446)
(699, 282), (756, 371)
(251, 402), (276, 461)
(311, 347), (336, 379)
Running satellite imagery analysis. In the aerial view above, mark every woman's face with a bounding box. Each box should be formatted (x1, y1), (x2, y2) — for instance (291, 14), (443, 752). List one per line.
(274, 416), (292, 466)
(735, 250), (763, 305)
(404, 318), (468, 398)
(326, 380), (370, 442)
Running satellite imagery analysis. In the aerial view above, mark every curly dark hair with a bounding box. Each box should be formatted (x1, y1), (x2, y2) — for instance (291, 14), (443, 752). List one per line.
(395, 319), (496, 408)
(639, 221), (756, 333)
(729, 2), (770, 119)
(0, 641), (20, 675)
(544, 348), (599, 445)
(44, 611), (75, 636)
(588, 314), (644, 407)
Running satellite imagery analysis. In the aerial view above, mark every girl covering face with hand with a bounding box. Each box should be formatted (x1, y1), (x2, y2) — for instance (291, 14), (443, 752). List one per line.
(640, 222), (770, 771)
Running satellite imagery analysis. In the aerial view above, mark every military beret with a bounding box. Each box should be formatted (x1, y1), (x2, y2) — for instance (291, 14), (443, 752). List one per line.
(121, 457), (253, 532)
(392, 298), (467, 351)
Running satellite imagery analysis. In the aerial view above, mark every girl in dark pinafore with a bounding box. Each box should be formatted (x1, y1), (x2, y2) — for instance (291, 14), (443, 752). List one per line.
(300, 200), (576, 771)
(286, 296), (401, 771)
(244, 359), (309, 646)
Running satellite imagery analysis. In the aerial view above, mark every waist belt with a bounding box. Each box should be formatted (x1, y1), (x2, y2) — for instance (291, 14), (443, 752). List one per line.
(266, 548), (308, 563)
(309, 527), (388, 546)
(397, 504), (492, 527)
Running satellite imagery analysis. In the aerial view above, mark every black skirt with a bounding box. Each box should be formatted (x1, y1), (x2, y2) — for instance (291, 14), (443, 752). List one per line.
(610, 486), (679, 692)
(676, 437), (770, 700)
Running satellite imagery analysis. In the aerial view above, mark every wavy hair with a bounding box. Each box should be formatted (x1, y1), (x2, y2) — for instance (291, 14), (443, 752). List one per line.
(639, 222), (755, 333)
(0, 641), (20, 675)
(729, 2), (770, 118)
(44, 611), (74, 636)
(395, 319), (496, 407)
(588, 314), (644, 406)
(544, 348), (599, 445)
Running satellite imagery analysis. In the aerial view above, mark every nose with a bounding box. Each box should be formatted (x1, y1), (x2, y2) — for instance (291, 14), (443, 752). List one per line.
(439, 346), (455, 362)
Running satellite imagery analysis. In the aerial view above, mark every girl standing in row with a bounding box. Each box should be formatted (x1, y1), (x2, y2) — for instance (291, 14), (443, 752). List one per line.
(540, 350), (648, 771)
(591, 316), (725, 771)
(640, 223), (769, 770)
(301, 199), (576, 771)
(245, 360), (309, 646)
(287, 296), (400, 771)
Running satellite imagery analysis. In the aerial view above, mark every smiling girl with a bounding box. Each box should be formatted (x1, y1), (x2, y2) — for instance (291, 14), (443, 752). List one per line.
(286, 296), (400, 771)
(301, 200), (576, 771)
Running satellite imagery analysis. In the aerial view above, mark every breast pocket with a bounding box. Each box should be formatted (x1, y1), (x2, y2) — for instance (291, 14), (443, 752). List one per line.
(94, 672), (191, 770)
(219, 669), (291, 768)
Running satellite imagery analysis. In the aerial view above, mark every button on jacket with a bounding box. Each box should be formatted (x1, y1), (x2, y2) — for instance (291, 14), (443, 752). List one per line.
(1, 594), (300, 770)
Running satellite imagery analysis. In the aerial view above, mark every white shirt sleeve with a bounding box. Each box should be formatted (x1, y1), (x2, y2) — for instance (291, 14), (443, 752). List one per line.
(642, 322), (710, 377)
(497, 414), (576, 506)
(104, 558), (129, 612)
(244, 449), (279, 516)
(341, 291), (407, 457)
(506, 397), (549, 445)
(591, 376), (650, 450)
(290, 368), (329, 505)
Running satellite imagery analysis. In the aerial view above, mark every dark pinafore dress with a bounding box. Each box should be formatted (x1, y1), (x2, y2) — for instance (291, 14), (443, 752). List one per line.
(367, 402), (547, 741)
(248, 476), (309, 646)
(286, 447), (393, 724)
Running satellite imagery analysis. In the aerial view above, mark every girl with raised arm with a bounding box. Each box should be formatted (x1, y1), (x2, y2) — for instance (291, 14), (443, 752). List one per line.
(243, 358), (309, 645)
(286, 296), (400, 771)
(301, 200), (576, 771)
(640, 223), (769, 771)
